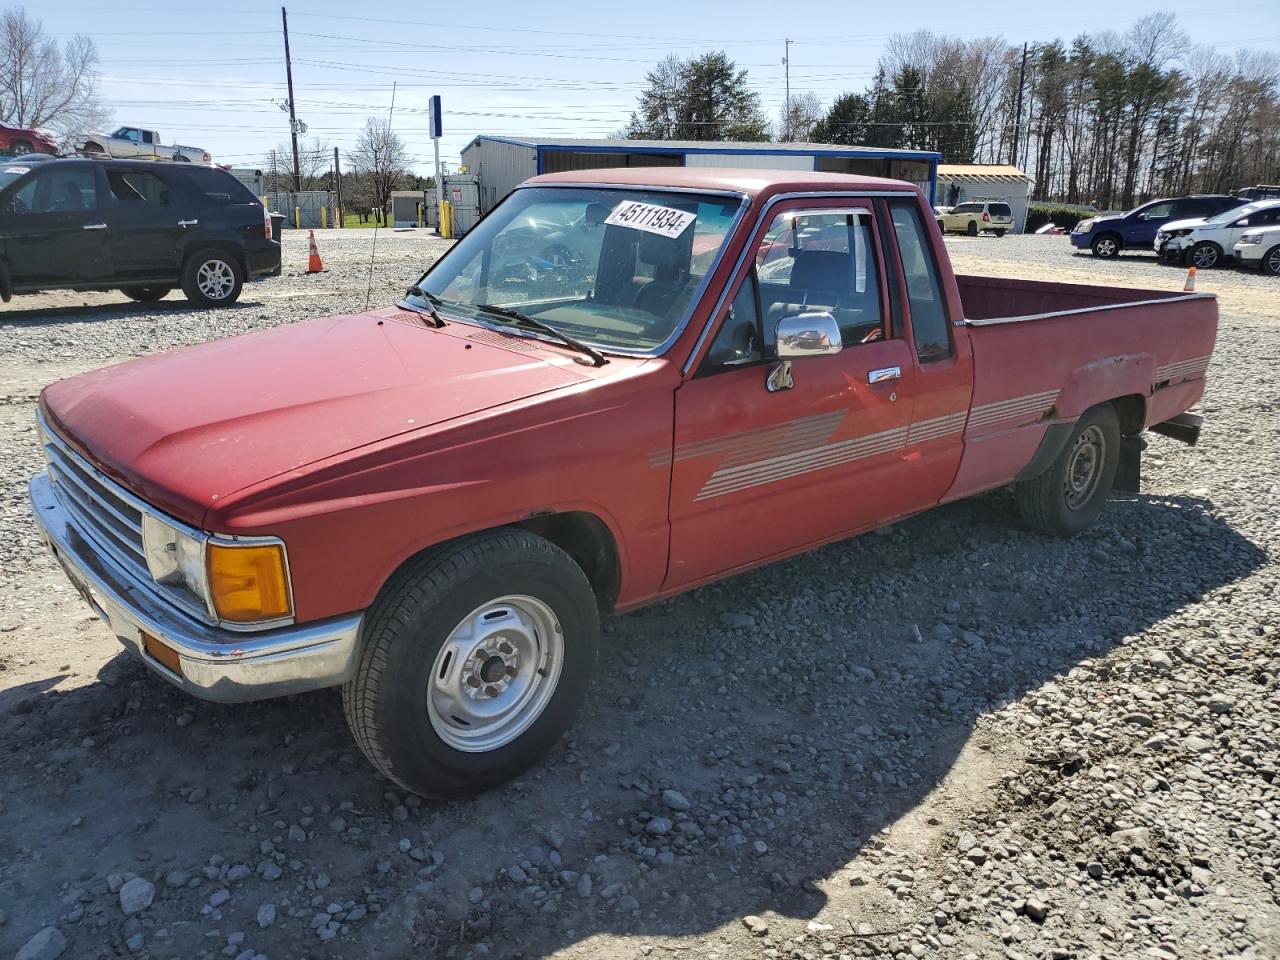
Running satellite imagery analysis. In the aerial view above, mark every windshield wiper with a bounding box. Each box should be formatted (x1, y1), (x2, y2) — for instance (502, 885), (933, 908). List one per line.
(400, 285), (446, 327)
(475, 303), (607, 367)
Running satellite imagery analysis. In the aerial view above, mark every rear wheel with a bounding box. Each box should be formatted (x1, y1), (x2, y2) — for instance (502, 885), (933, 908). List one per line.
(966, 221), (979, 236)
(342, 530), (599, 798)
(1091, 234), (1121, 257)
(181, 248), (243, 307)
(993, 229), (1007, 238)
(1015, 405), (1121, 537)
(121, 286), (172, 303)
(1263, 244), (1280, 276)
(1190, 241), (1221, 269)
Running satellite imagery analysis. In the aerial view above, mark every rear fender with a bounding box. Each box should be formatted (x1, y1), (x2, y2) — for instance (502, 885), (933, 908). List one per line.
(1053, 354), (1153, 423)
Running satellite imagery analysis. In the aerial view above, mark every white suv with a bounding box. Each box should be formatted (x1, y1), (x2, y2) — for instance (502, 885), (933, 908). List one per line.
(1233, 225), (1280, 275)
(1156, 199), (1280, 268)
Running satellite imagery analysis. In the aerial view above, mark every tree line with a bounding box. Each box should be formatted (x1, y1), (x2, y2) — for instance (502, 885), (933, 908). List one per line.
(628, 14), (1280, 209)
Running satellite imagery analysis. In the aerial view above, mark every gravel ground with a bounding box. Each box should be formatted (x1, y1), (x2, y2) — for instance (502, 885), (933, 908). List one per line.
(1, 232), (1277, 960)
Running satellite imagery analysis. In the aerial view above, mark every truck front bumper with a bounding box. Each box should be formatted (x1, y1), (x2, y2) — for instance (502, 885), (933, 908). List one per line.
(30, 472), (362, 703)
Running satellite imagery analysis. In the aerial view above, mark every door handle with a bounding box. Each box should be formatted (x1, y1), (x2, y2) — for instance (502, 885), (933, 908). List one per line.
(82, 223), (108, 230)
(178, 219), (199, 227)
(868, 366), (901, 384)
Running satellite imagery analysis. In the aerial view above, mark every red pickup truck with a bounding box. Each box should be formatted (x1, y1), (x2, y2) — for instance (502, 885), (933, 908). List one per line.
(30, 168), (1215, 797)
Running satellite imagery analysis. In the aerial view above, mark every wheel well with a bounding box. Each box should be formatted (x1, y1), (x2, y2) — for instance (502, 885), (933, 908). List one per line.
(1094, 230), (1121, 243)
(1110, 394), (1146, 437)
(512, 512), (621, 614)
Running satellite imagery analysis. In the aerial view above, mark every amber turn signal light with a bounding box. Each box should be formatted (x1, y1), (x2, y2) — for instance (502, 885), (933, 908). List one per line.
(142, 631), (183, 676)
(207, 543), (292, 623)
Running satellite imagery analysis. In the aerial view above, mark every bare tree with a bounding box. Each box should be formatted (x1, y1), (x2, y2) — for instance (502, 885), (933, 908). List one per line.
(349, 118), (409, 212)
(0, 7), (106, 141)
(271, 137), (334, 190)
(779, 91), (823, 142)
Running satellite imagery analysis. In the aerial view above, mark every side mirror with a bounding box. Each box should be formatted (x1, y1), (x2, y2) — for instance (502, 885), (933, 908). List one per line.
(1235, 219), (1250, 227)
(776, 311), (842, 359)
(767, 312), (842, 393)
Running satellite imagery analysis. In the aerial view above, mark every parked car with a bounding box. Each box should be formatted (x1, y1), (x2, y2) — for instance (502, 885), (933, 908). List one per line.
(0, 123), (59, 157)
(1234, 184), (1280, 202)
(937, 200), (1013, 236)
(1155, 199), (1280, 268)
(1070, 194), (1246, 257)
(29, 166), (1216, 797)
(1232, 225), (1280, 275)
(76, 126), (210, 164)
(0, 157), (279, 305)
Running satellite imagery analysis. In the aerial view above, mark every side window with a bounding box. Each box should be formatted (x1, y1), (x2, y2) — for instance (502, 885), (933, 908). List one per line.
(141, 131), (154, 144)
(888, 201), (952, 361)
(120, 128), (140, 143)
(1176, 199), (1211, 219)
(1253, 208), (1280, 226)
(108, 170), (169, 206)
(753, 210), (884, 349)
(1138, 201), (1173, 220)
(703, 271), (762, 371)
(15, 168), (98, 214)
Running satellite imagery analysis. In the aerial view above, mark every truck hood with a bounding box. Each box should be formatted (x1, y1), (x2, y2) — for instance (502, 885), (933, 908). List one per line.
(41, 311), (591, 525)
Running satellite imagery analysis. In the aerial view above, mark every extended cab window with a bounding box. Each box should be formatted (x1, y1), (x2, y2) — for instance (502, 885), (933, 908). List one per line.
(108, 170), (169, 206)
(889, 201), (951, 360)
(754, 210), (883, 349)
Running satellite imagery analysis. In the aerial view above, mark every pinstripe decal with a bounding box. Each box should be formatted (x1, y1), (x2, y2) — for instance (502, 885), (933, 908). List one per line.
(967, 389), (1059, 430)
(1155, 354), (1210, 382)
(674, 410), (844, 464)
(906, 411), (967, 444)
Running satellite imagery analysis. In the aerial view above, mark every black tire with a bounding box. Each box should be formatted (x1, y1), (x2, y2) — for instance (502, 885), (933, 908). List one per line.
(11, 140), (31, 156)
(1263, 244), (1280, 276)
(966, 221), (978, 236)
(936, 219), (945, 233)
(343, 529), (599, 798)
(1189, 241), (1221, 270)
(121, 286), (172, 303)
(1091, 233), (1121, 257)
(993, 229), (1007, 238)
(180, 248), (243, 307)
(1015, 404), (1121, 538)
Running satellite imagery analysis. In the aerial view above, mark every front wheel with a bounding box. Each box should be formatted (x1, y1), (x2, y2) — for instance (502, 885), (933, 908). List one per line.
(1091, 234), (1120, 257)
(121, 286), (172, 303)
(1263, 244), (1280, 276)
(1190, 241), (1221, 269)
(181, 248), (243, 306)
(343, 530), (599, 798)
(1015, 405), (1121, 537)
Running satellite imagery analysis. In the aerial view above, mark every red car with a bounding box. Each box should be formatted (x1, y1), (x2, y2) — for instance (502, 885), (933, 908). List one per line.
(0, 123), (58, 156)
(30, 167), (1215, 797)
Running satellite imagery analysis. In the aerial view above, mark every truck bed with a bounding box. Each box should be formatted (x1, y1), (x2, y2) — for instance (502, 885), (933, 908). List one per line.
(941, 275), (1218, 502)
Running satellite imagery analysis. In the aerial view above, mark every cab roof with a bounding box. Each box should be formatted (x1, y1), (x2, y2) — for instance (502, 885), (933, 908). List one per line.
(526, 166), (923, 201)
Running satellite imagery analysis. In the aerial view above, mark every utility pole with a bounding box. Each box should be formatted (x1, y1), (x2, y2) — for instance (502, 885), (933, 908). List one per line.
(1010, 42), (1028, 168)
(281, 6), (302, 192)
(333, 146), (344, 229)
(783, 39), (792, 141)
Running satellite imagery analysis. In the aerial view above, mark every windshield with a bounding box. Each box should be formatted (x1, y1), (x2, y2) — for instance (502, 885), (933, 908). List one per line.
(1206, 202), (1264, 225)
(413, 186), (742, 353)
(0, 165), (33, 190)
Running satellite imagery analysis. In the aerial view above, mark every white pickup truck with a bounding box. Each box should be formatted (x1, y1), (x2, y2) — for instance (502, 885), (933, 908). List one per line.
(77, 126), (210, 164)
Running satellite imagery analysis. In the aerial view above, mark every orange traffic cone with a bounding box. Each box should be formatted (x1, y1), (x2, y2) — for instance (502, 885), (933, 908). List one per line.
(307, 230), (325, 274)
(1183, 266), (1196, 292)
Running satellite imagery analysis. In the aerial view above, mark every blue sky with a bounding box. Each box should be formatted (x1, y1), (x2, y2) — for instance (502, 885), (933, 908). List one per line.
(36, 0), (1280, 175)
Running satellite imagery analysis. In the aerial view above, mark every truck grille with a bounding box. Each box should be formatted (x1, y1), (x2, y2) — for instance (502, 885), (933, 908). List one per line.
(39, 417), (151, 582)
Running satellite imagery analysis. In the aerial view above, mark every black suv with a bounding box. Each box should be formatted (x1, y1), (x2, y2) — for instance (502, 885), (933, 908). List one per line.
(0, 157), (280, 307)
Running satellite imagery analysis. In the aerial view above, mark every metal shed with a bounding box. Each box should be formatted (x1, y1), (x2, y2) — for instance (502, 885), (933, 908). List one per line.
(936, 164), (1034, 233)
(461, 136), (940, 214)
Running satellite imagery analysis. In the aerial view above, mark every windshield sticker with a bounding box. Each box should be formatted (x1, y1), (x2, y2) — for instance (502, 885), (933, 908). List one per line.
(605, 200), (696, 239)
(2, 166), (30, 175)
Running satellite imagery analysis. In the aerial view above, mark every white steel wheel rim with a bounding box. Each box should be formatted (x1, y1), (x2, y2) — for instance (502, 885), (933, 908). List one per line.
(197, 259), (235, 300)
(427, 595), (564, 753)
(12, 143), (29, 155)
(1193, 245), (1217, 269)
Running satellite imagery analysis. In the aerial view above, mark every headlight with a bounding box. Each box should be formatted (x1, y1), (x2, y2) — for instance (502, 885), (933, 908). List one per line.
(1156, 231), (1168, 241)
(143, 514), (207, 604)
(208, 542), (292, 623)
(1074, 219), (1094, 233)
(143, 514), (291, 624)
(1238, 232), (1263, 246)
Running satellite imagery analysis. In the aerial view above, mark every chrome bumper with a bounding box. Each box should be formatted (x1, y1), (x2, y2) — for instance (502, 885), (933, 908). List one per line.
(30, 472), (363, 703)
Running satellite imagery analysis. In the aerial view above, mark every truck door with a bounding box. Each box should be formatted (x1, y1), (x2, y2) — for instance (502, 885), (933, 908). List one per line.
(103, 167), (182, 280)
(665, 201), (921, 589)
(2, 164), (112, 288)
